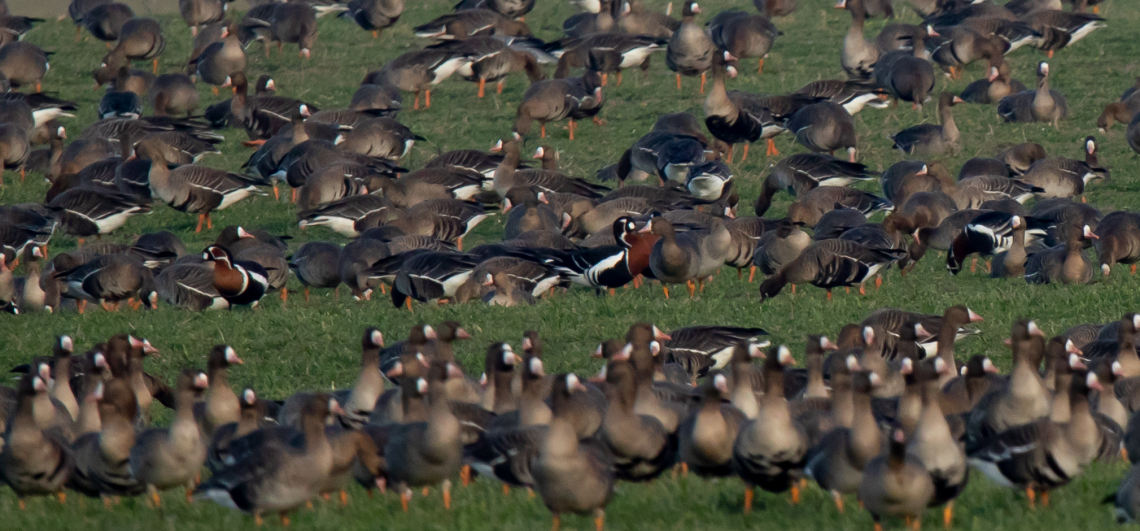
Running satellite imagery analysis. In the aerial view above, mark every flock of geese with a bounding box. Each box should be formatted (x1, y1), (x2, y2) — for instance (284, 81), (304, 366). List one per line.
(7, 313), (1140, 529)
(0, 0), (1137, 526)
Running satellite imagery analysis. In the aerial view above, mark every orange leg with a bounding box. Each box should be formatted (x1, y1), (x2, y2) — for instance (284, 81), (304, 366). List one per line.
(478, 78), (486, 98)
(569, 120), (576, 140)
(594, 510), (605, 531)
(700, 72), (706, 94)
(552, 515), (561, 531)
(859, 284), (866, 296)
(725, 144), (734, 163)
(1047, 50), (1053, 58)
(304, 287), (311, 302)
(608, 288), (616, 296)
(339, 490), (348, 506)
(292, 188), (298, 203)
(18, 499), (24, 510)
(503, 484), (511, 496)
(78, 300), (87, 314)
(414, 92), (420, 110)
(741, 143), (750, 163)
(541, 124), (546, 138)
(601, 73), (608, 86)
(273, 183), (280, 200)
(195, 213), (206, 233)
(457, 236), (464, 251)
(743, 486), (754, 513)
(372, 30), (379, 38)
(1132, 264), (1137, 275)
(767, 138), (780, 156)
(255, 513), (264, 525)
(758, 58), (765, 74)
(405, 298), (413, 311)
(791, 284), (795, 294)
(1041, 491), (1049, 507)
(662, 285), (670, 298)
(152, 59), (158, 74)
(593, 116), (606, 126)
(826, 289), (832, 301)
(832, 491), (844, 513)
(676, 73), (682, 90)
(970, 257), (977, 273)
(943, 501), (954, 529)
(686, 280), (696, 298)
(790, 483), (800, 504)
(748, 265), (756, 282)
(497, 80), (504, 94)
(401, 489), (411, 512)
(280, 513), (290, 527)
(460, 465), (471, 487)
(212, 86), (219, 96)
(206, 213), (213, 229)
(616, 71), (623, 86)
(875, 277), (882, 290)
(442, 480), (452, 509)
(425, 90), (432, 108)
(1026, 487), (1036, 509)
(280, 288), (288, 305)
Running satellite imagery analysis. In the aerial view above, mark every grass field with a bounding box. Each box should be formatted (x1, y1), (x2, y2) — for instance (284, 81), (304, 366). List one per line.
(2, 0), (1140, 528)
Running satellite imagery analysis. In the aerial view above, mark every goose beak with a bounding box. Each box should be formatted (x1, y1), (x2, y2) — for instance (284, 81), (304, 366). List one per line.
(1065, 339), (1082, 355)
(592, 344), (605, 358)
(482, 273), (494, 286)
(651, 325), (671, 341)
(967, 308), (983, 322)
(777, 345), (795, 366)
(1083, 225), (1099, 239)
(567, 373), (587, 392)
(533, 147), (544, 159)
(982, 357), (998, 373)
(713, 374), (729, 394)
(613, 343), (632, 361)
(415, 378), (428, 394)
(194, 373), (210, 389)
(490, 139), (503, 152)
(820, 337), (838, 351)
(1087, 372), (1103, 392)
(455, 328), (471, 340)
(225, 346), (244, 365)
(329, 398), (346, 416)
(988, 67), (999, 82)
(926, 25), (939, 37)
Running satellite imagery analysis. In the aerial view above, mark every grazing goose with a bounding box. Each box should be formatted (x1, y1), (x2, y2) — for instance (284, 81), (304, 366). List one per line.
(288, 241), (342, 300)
(129, 369), (209, 506)
(1112, 464), (1140, 524)
(46, 187), (151, 240)
(891, 92), (963, 156)
(794, 79), (890, 115)
(733, 345), (809, 509)
(0, 372), (75, 508)
(861, 429), (935, 529)
(383, 251), (479, 310)
(138, 142), (268, 233)
(344, 0), (404, 38)
(548, 33), (663, 87)
(412, 9), (530, 40)
(80, 3), (133, 43)
(758, 239), (906, 301)
(430, 37), (546, 98)
(492, 138), (608, 198)
(786, 102), (858, 161)
(768, 153), (879, 200)
(926, 26), (1004, 79)
(193, 23), (247, 95)
(0, 42), (48, 91)
(297, 194), (392, 237)
(455, 0), (536, 19)
(961, 60), (1026, 104)
(104, 17), (165, 74)
(374, 49), (475, 110)
(753, 218), (810, 279)
(481, 271), (536, 307)
(873, 49), (935, 109)
(511, 62), (600, 140)
(202, 245), (269, 308)
(179, 0), (224, 36)
(785, 186), (893, 227)
(155, 263), (228, 310)
(967, 368), (1102, 508)
(1024, 223), (1097, 285)
(1020, 136), (1108, 200)
(997, 61), (1068, 126)
(837, 0), (878, 80)
(563, 0), (616, 38)
(666, 1), (717, 93)
(56, 253), (158, 312)
(270, 3), (321, 59)
(196, 394), (344, 525)
(1095, 211), (1140, 276)
(385, 362), (464, 511)
(710, 11), (780, 75)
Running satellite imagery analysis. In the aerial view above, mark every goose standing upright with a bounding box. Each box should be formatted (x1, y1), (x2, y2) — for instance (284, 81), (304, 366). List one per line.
(129, 369), (209, 506)
(837, 0), (878, 80)
(997, 62), (1068, 127)
(666, 1), (717, 94)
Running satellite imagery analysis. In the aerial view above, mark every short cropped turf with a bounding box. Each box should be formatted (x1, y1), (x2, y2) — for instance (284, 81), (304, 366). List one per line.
(0, 0), (1138, 528)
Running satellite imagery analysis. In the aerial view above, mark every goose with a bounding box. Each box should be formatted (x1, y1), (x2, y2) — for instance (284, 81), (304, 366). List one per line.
(965, 320), (1050, 450)
(296, 194), (392, 237)
(861, 428), (936, 529)
(103, 17), (165, 74)
(990, 215), (1029, 278)
(383, 251), (479, 310)
(961, 60), (1026, 104)
(481, 271), (536, 307)
(178, 0), (224, 36)
(754, 0), (796, 16)
(196, 394), (344, 525)
(926, 26), (1005, 79)
(202, 245), (269, 308)
(1095, 211), (1140, 276)
(77, 2), (133, 43)
(597, 356), (677, 482)
(837, 0), (878, 80)
(425, 149), (509, 179)
(759, 239), (907, 301)
(874, 49), (935, 109)
(1112, 464), (1140, 524)
(786, 102), (858, 161)
(793, 80), (890, 114)
(0, 42), (48, 91)
(947, 211), (1048, 274)
(373, 48), (477, 110)
(675, 372), (745, 477)
(997, 143), (1047, 175)
(193, 23), (247, 95)
(785, 186), (893, 227)
(563, 0), (616, 38)
(709, 10), (780, 75)
(129, 369), (209, 506)
(0, 372), (75, 508)
(803, 366), (882, 512)
(288, 241), (342, 300)
(344, 0), (404, 38)
(45, 187), (151, 240)
(1022, 10), (1105, 57)
(997, 61), (1068, 126)
(429, 37), (546, 98)
(55, 253), (158, 312)
(967, 368), (1103, 508)
(891, 93), (963, 156)
(618, 0), (680, 38)
(154, 263), (227, 310)
(229, 72), (319, 141)
(138, 142), (268, 233)
(666, 1), (716, 93)
(1019, 136), (1108, 200)
(703, 56), (768, 163)
(69, 378), (143, 500)
(1024, 223), (1097, 285)
(270, 3), (322, 59)
(874, 22), (933, 55)
(547, 33), (664, 86)
(753, 218), (810, 278)
(455, 0), (536, 19)
(491, 138), (609, 198)
(733, 345), (809, 509)
(412, 8), (530, 40)
(642, 216), (730, 298)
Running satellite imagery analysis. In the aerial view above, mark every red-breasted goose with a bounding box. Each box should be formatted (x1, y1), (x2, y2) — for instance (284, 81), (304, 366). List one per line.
(202, 245), (268, 308)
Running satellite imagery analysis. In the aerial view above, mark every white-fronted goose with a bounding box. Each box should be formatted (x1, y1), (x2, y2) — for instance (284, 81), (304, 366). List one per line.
(961, 60), (1026, 104)
(677, 373), (745, 476)
(550, 32), (663, 86)
(785, 186), (893, 227)
(104, 17), (165, 74)
(130, 369), (209, 506)
(179, 0), (224, 36)
(346, 0), (404, 38)
(618, 0), (679, 37)
(56, 253), (158, 312)
(786, 102), (858, 161)
(733, 345), (809, 509)
(69, 378), (143, 499)
(1019, 136), (1107, 200)
(1023, 10), (1104, 57)
(666, 1), (716, 93)
(753, 218), (810, 278)
(270, 3), (320, 59)
(375, 48), (476, 110)
(758, 239), (906, 301)
(0, 372), (75, 507)
(194, 23), (246, 95)
(861, 428), (935, 528)
(703, 57), (770, 163)
(138, 142), (268, 233)
(794, 79), (890, 114)
(385, 362), (464, 511)
(1095, 211), (1140, 276)
(837, 0), (878, 80)
(926, 26), (1004, 79)
(990, 215), (1029, 278)
(78, 3), (133, 43)
(432, 36), (547, 98)
(946, 211), (1047, 274)
(563, 0), (616, 38)
(378, 251), (478, 310)
(709, 10), (780, 75)
(196, 394), (343, 524)
(193, 345), (244, 437)
(207, 388), (274, 472)
(0, 42), (48, 91)
(1024, 223), (1097, 285)
(46, 187), (150, 240)
(908, 357), (968, 526)
(1113, 464), (1140, 524)
(967, 368), (1102, 508)
(481, 271), (537, 307)
(413, 8), (530, 40)
(754, 0), (796, 16)
(891, 92), (963, 157)
(297, 194), (391, 237)
(288, 241), (342, 300)
(70, 0), (120, 39)
(964, 319), (1049, 450)
(873, 49), (935, 109)
(998, 61), (1068, 126)
(492, 138), (608, 198)
(804, 367), (881, 512)
(641, 216), (728, 298)
(155, 262), (228, 310)
(0, 124), (30, 184)
(597, 357), (676, 481)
